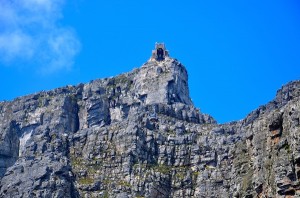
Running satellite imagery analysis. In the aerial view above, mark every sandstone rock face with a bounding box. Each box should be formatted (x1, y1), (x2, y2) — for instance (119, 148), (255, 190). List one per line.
(0, 58), (299, 198)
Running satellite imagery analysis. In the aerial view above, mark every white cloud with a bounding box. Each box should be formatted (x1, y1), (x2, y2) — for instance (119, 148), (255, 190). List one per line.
(0, 31), (34, 61)
(0, 0), (81, 73)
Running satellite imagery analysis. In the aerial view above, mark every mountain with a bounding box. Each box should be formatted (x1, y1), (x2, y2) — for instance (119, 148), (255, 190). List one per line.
(0, 44), (300, 198)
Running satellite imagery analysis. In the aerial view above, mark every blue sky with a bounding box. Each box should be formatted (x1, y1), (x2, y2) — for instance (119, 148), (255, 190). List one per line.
(0, 0), (300, 123)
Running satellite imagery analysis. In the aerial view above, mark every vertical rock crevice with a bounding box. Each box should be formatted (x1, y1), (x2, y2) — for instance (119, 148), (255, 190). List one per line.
(0, 120), (20, 178)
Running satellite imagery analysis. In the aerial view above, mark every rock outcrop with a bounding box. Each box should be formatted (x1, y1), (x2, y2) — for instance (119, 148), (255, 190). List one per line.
(0, 53), (299, 197)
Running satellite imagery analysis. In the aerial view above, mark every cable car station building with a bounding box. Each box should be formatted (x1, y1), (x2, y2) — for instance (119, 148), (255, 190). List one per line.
(151, 43), (169, 62)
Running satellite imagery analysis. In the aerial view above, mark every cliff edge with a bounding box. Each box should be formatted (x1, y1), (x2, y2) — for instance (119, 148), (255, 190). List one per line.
(0, 45), (300, 197)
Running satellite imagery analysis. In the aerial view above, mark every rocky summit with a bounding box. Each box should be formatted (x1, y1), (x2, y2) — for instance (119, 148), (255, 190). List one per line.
(0, 45), (300, 198)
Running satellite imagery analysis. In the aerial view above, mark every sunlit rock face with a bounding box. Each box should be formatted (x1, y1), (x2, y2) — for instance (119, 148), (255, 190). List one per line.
(134, 58), (192, 106)
(0, 49), (300, 197)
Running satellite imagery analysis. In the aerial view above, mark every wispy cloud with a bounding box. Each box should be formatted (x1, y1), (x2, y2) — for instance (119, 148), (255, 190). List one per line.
(0, 0), (81, 73)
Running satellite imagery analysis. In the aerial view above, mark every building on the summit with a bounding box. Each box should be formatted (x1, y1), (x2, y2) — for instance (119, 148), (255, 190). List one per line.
(151, 43), (169, 61)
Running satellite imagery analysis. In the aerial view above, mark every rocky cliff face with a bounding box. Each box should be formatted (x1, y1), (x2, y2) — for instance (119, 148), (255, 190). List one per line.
(0, 56), (299, 198)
